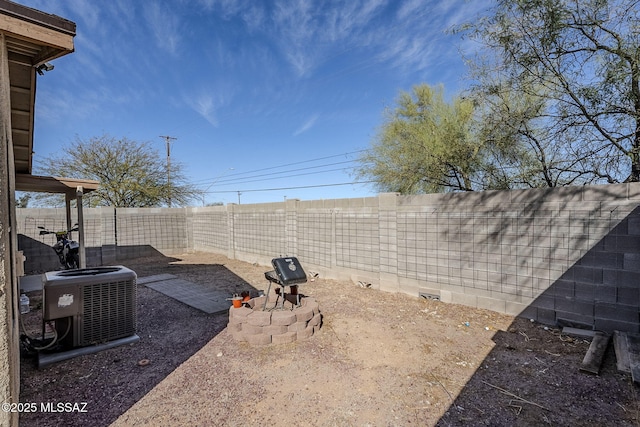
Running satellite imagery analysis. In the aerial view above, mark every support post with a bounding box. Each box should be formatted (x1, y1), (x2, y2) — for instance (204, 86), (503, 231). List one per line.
(76, 186), (85, 268)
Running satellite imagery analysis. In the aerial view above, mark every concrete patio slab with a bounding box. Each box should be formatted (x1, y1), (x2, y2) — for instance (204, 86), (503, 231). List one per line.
(19, 274), (42, 293)
(145, 277), (231, 314)
(136, 274), (178, 285)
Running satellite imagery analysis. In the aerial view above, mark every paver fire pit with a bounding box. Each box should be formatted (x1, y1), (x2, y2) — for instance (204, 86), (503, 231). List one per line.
(227, 296), (322, 345)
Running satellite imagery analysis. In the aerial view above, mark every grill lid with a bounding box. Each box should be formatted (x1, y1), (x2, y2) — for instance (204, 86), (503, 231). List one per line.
(271, 257), (307, 285)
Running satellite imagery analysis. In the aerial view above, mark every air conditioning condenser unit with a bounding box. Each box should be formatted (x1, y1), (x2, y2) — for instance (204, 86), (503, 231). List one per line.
(43, 266), (137, 348)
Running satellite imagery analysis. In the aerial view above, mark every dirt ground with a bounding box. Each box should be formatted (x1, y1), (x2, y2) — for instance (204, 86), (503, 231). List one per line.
(18, 252), (639, 426)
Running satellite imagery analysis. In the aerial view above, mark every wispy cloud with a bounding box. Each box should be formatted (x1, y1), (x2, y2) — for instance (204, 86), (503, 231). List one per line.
(293, 114), (319, 136)
(240, 4), (265, 32)
(396, 0), (422, 21)
(375, 33), (438, 73)
(35, 88), (95, 122)
(325, 0), (387, 42)
(143, 3), (181, 55)
(269, 0), (389, 77)
(180, 0), (486, 83)
(263, 0), (483, 80)
(67, 0), (102, 30)
(195, 0), (265, 31)
(36, 84), (138, 124)
(183, 89), (227, 127)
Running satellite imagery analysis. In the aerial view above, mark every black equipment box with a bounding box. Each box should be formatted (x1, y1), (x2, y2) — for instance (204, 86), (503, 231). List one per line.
(271, 257), (307, 285)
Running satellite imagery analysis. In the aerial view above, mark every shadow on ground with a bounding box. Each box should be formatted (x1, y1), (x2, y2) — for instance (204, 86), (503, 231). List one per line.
(18, 252), (639, 426)
(18, 254), (260, 427)
(435, 317), (638, 426)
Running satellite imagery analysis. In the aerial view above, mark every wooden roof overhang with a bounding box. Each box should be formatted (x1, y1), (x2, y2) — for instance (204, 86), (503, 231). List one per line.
(2, 1), (97, 270)
(0, 0), (88, 194)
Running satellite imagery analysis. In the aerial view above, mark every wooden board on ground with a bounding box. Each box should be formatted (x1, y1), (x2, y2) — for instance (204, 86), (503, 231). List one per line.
(562, 327), (596, 339)
(614, 331), (631, 373)
(625, 332), (640, 385)
(580, 331), (610, 375)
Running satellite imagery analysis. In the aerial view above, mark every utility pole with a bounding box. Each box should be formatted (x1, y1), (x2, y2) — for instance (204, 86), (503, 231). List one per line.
(159, 135), (177, 207)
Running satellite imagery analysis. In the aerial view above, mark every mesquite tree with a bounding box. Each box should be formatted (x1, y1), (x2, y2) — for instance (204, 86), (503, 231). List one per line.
(34, 135), (201, 207)
(460, 0), (640, 184)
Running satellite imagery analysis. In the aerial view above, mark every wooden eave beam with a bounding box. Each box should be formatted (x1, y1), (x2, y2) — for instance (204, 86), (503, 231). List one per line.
(0, 15), (74, 53)
(0, 0), (75, 57)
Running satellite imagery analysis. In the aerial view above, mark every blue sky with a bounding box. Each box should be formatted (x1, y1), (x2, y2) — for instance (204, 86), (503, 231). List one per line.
(15, 0), (491, 205)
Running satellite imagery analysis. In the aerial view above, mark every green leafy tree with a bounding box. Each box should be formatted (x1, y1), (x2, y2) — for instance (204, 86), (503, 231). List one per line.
(460, 0), (640, 184)
(357, 84), (483, 193)
(34, 135), (201, 207)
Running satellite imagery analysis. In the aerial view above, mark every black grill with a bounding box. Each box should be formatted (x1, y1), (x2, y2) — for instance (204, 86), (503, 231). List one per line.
(264, 257), (307, 310)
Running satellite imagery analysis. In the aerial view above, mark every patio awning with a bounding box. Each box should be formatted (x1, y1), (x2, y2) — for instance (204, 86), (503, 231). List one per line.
(15, 173), (99, 197)
(15, 173), (98, 269)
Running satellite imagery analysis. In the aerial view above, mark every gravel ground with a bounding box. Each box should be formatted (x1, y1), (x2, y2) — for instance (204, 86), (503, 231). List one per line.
(17, 252), (639, 426)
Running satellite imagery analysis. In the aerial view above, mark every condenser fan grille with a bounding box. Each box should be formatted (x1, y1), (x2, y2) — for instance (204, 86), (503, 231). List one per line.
(80, 279), (136, 346)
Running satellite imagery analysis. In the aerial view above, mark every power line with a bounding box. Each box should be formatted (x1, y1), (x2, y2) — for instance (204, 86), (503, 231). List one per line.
(201, 167), (354, 190)
(201, 160), (358, 187)
(207, 180), (377, 194)
(191, 149), (368, 185)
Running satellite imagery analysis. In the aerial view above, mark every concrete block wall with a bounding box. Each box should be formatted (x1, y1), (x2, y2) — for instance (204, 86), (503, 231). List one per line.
(192, 184), (640, 333)
(115, 207), (188, 255)
(296, 197), (379, 275)
(192, 206), (230, 255)
(16, 208), (69, 272)
(230, 202), (287, 259)
(15, 183), (640, 333)
(388, 185), (640, 333)
(17, 206), (191, 271)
